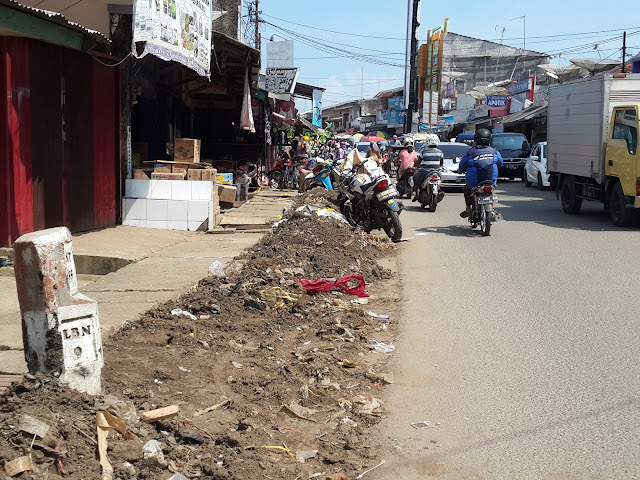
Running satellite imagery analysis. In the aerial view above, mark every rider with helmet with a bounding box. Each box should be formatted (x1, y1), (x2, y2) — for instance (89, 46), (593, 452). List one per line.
(458, 128), (503, 217)
(397, 139), (417, 180)
(412, 138), (444, 201)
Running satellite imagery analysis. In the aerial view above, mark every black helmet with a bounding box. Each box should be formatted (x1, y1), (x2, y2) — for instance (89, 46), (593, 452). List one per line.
(474, 128), (492, 147)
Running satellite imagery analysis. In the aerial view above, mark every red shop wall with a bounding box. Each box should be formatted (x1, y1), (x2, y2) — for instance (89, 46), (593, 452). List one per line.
(0, 37), (33, 247)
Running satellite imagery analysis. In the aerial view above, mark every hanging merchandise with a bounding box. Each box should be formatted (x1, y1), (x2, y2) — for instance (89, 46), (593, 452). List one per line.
(132, 0), (212, 78)
(240, 68), (256, 133)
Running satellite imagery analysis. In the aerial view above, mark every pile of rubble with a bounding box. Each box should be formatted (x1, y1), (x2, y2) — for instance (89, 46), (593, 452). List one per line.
(0, 191), (400, 480)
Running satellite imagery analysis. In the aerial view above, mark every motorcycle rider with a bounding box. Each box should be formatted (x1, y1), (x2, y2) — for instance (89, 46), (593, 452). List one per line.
(397, 139), (417, 181)
(412, 139), (444, 202)
(458, 128), (503, 217)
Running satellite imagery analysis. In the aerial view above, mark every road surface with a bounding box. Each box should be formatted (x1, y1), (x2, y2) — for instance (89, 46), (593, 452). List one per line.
(379, 181), (640, 479)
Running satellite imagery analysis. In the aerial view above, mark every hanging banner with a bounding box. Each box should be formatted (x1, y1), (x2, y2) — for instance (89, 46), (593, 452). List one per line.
(312, 89), (323, 128)
(486, 96), (509, 109)
(265, 68), (300, 94)
(132, 0), (212, 78)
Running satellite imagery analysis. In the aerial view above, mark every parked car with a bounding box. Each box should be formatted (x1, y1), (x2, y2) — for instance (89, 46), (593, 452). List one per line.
(455, 133), (474, 145)
(417, 142), (468, 189)
(491, 132), (530, 180)
(523, 141), (550, 190)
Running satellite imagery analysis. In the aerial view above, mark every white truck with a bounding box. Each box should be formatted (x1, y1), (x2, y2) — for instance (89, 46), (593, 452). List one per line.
(547, 74), (640, 225)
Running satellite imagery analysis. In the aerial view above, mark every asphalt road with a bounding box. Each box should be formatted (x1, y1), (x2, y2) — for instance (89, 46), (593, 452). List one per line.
(378, 181), (640, 479)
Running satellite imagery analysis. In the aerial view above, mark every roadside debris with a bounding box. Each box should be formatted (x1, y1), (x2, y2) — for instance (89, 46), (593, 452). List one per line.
(355, 459), (387, 479)
(297, 275), (369, 297)
(411, 421), (441, 429)
(208, 259), (226, 277)
(371, 341), (396, 353)
(170, 308), (197, 320)
(140, 405), (180, 422)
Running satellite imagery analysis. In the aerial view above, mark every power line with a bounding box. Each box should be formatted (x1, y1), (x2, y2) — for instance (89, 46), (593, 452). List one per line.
(263, 13), (640, 44)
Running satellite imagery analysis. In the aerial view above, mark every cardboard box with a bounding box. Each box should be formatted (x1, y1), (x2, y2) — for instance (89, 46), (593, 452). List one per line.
(172, 167), (187, 175)
(174, 138), (201, 163)
(154, 164), (171, 173)
(216, 173), (234, 185)
(200, 169), (217, 182)
(151, 172), (186, 180)
(187, 169), (202, 181)
(133, 168), (151, 180)
(217, 185), (237, 204)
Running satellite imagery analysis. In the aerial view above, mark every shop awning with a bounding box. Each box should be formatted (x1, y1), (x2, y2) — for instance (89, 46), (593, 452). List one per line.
(0, 0), (109, 49)
(499, 104), (547, 125)
(294, 81), (326, 100)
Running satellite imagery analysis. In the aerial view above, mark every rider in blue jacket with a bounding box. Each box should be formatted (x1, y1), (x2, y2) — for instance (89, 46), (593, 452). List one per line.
(458, 129), (503, 218)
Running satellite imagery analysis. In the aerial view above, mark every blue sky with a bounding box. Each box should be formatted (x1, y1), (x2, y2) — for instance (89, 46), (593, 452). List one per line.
(258, 0), (639, 108)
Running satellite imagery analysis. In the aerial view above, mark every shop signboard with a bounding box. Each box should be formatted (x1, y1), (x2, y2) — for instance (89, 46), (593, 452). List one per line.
(265, 68), (300, 94)
(468, 104), (488, 120)
(132, 0), (212, 77)
(509, 92), (527, 114)
(486, 96), (508, 109)
(446, 81), (456, 98)
(312, 89), (323, 128)
(388, 96), (404, 127)
(508, 79), (531, 95)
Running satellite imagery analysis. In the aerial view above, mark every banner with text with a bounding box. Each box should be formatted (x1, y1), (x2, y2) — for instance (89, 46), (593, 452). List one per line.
(132, 0), (212, 77)
(265, 68), (300, 94)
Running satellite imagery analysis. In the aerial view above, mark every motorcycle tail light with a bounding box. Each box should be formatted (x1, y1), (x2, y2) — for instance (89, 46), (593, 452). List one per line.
(431, 174), (439, 180)
(377, 179), (389, 190)
(483, 185), (493, 194)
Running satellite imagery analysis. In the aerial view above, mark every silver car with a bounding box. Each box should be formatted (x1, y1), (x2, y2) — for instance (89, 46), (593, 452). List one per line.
(432, 142), (469, 189)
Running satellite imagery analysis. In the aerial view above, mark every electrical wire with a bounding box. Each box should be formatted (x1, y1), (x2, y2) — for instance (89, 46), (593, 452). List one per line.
(89, 51), (131, 67)
(59, 0), (84, 12)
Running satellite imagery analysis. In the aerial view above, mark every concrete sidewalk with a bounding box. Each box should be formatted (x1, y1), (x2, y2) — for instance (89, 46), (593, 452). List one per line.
(0, 190), (294, 389)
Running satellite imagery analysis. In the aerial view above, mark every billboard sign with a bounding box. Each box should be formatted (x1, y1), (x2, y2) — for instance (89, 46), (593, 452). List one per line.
(388, 96), (404, 127)
(312, 89), (323, 127)
(265, 68), (300, 94)
(508, 79), (531, 95)
(133, 0), (212, 77)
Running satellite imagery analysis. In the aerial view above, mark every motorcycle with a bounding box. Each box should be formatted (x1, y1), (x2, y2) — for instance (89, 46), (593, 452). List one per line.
(417, 168), (445, 212)
(303, 158), (335, 191)
(468, 180), (499, 236)
(396, 167), (415, 199)
(339, 159), (404, 242)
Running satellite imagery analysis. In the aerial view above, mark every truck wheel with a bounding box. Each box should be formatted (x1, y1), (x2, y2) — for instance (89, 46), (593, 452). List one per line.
(609, 181), (634, 227)
(560, 176), (582, 214)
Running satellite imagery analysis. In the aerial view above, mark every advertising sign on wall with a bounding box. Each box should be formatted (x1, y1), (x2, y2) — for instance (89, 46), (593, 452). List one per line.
(133, 0), (212, 77)
(388, 96), (404, 127)
(508, 79), (531, 95)
(265, 68), (300, 94)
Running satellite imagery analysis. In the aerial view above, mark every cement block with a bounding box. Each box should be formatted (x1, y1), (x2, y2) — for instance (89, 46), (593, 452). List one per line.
(188, 200), (209, 223)
(149, 180), (172, 200)
(167, 200), (189, 221)
(191, 181), (213, 201)
(125, 179), (152, 198)
(171, 181), (192, 201)
(123, 198), (147, 221)
(147, 200), (169, 221)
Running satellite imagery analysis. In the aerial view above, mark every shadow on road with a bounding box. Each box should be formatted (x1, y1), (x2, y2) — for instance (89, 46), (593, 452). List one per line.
(415, 225), (488, 238)
(494, 183), (640, 232)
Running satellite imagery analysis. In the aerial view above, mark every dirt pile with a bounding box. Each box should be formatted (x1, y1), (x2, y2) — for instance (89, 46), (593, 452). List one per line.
(0, 191), (400, 480)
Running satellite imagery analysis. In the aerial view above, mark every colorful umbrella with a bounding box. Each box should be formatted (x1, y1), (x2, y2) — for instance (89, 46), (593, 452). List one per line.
(359, 136), (388, 143)
(352, 133), (365, 139)
(367, 131), (389, 139)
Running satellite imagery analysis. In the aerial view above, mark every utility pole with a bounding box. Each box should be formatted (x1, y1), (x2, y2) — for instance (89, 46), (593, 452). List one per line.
(404, 0), (421, 133)
(622, 31), (627, 73)
(253, 0), (261, 51)
(361, 67), (364, 100)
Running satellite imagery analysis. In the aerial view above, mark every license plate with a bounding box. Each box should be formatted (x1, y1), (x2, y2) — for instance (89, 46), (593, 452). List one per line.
(377, 187), (397, 201)
(478, 196), (498, 204)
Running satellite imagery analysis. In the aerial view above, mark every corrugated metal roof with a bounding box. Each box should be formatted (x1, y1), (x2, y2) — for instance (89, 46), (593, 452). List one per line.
(0, 0), (109, 42)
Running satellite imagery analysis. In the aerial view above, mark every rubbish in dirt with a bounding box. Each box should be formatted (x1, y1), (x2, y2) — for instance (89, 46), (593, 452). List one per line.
(97, 410), (130, 480)
(199, 314), (211, 320)
(351, 297), (369, 305)
(141, 405), (180, 422)
(297, 274), (369, 298)
(122, 461), (136, 476)
(170, 308), (197, 321)
(193, 399), (232, 417)
(366, 368), (394, 384)
(410, 421), (440, 429)
(325, 476), (347, 480)
(245, 444), (294, 457)
(177, 430), (205, 444)
(316, 208), (349, 224)
(198, 340), (210, 349)
(208, 260), (226, 277)
(371, 341), (395, 353)
(273, 218), (287, 227)
(178, 366), (190, 372)
(208, 303), (222, 314)
(217, 454), (224, 466)
(367, 311), (390, 320)
(142, 439), (166, 466)
(354, 459), (386, 479)
(353, 395), (385, 416)
(280, 403), (318, 422)
(244, 283), (300, 307)
(168, 474), (189, 480)
(4, 456), (36, 477)
(296, 205), (317, 217)
(244, 297), (267, 311)
(295, 449), (318, 463)
(232, 361), (244, 369)
(18, 414), (50, 438)
(338, 359), (358, 368)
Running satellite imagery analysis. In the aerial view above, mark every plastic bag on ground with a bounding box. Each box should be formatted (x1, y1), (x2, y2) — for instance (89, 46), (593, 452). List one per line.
(208, 260), (226, 277)
(297, 274), (369, 297)
(171, 309), (197, 321)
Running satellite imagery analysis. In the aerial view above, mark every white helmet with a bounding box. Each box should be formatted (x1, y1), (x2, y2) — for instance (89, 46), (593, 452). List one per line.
(426, 134), (439, 147)
(403, 139), (414, 147)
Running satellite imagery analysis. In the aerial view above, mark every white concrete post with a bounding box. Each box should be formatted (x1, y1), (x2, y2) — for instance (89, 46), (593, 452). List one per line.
(13, 227), (104, 395)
